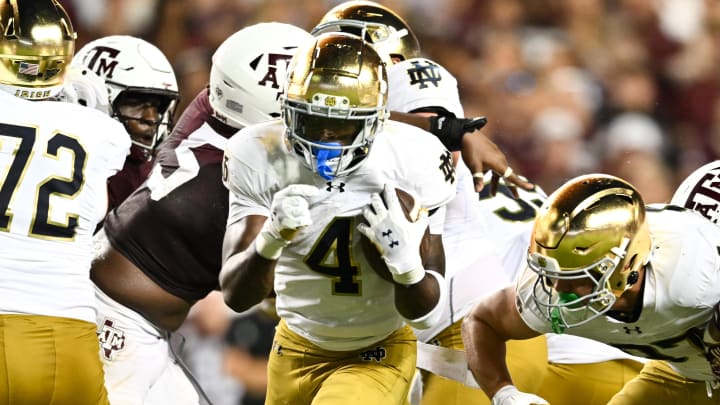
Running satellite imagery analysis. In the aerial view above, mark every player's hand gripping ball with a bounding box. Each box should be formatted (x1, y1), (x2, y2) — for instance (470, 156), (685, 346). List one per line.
(358, 186), (429, 284)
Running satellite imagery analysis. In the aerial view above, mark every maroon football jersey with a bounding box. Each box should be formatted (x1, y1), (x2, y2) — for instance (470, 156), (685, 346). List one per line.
(107, 158), (153, 213)
(103, 88), (239, 301)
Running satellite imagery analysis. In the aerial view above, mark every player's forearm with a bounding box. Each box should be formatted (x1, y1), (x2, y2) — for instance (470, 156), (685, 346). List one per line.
(219, 249), (275, 313)
(394, 270), (446, 329)
(461, 310), (514, 398)
(389, 111), (431, 132)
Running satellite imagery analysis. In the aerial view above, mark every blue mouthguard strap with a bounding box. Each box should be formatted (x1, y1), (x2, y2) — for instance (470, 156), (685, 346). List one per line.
(314, 142), (342, 180)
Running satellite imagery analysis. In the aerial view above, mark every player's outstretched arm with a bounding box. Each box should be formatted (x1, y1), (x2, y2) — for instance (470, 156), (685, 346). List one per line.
(390, 111), (532, 196)
(461, 286), (547, 404)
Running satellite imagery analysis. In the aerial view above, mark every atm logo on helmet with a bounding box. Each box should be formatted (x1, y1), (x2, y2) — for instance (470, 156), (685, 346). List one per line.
(256, 52), (295, 100)
(684, 170), (720, 224)
(82, 46), (121, 79)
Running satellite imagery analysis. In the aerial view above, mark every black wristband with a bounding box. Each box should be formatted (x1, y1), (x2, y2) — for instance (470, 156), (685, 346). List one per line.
(428, 116), (488, 151)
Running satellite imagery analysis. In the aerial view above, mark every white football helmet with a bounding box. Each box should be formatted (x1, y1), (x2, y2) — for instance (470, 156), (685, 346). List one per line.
(0, 0), (75, 100)
(671, 160), (720, 223)
(209, 22), (314, 129)
(283, 32), (388, 180)
(387, 57), (464, 118)
(72, 35), (179, 159)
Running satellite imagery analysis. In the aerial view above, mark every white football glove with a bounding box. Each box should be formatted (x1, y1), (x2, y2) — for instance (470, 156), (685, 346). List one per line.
(491, 385), (548, 405)
(357, 185), (427, 285)
(255, 184), (319, 260)
(53, 66), (110, 114)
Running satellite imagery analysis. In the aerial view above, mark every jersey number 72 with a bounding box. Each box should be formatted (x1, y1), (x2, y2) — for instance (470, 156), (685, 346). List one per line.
(0, 123), (86, 240)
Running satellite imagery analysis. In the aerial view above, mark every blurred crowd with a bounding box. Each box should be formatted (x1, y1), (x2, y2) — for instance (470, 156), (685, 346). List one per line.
(61, 0), (720, 403)
(64, 0), (720, 203)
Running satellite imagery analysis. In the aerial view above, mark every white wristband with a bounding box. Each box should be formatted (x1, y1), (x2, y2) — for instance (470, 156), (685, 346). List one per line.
(491, 385), (519, 405)
(391, 265), (426, 285)
(254, 232), (289, 260)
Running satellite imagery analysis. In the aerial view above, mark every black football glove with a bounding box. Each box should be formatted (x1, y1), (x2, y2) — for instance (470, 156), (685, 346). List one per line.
(429, 115), (488, 151)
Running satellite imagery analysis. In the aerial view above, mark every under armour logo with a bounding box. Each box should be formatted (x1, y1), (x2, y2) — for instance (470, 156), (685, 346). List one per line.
(325, 181), (346, 192)
(406, 60), (442, 89)
(439, 150), (455, 184)
(382, 229), (399, 248)
(623, 326), (643, 334)
(360, 346), (387, 362)
(97, 318), (126, 360)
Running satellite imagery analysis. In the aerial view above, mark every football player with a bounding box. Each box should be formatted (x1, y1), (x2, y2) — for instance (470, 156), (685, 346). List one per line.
(462, 174), (720, 404)
(220, 32), (455, 405)
(89, 23), (314, 405)
(0, 1), (130, 404)
(311, 0), (533, 195)
(388, 57), (645, 405)
(72, 35), (179, 211)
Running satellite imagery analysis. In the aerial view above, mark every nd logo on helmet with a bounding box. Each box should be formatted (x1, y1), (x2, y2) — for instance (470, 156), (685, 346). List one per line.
(324, 96), (337, 107)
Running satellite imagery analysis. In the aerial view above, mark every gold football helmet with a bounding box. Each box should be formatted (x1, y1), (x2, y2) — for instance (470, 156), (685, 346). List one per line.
(525, 174), (652, 332)
(311, 1), (420, 65)
(283, 32), (388, 180)
(0, 0), (75, 99)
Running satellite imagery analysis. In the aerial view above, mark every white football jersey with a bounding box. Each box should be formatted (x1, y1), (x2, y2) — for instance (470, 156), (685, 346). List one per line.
(517, 207), (720, 381)
(471, 173), (547, 278)
(0, 92), (130, 323)
(224, 119), (456, 351)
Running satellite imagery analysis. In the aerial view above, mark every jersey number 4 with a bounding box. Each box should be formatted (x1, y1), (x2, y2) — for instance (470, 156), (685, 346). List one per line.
(0, 123), (86, 240)
(305, 217), (361, 296)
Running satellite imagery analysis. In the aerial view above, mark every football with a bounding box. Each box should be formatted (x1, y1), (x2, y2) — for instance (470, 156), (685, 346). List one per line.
(390, 187), (420, 222)
(360, 187), (427, 283)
